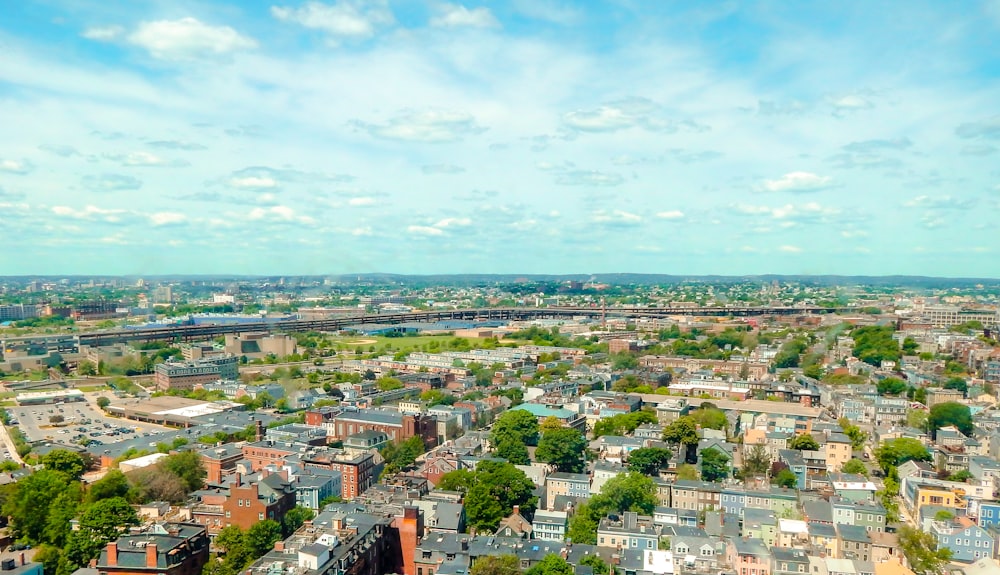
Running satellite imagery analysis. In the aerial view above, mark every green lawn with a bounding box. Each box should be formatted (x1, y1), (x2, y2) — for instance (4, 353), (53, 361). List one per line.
(329, 334), (493, 355)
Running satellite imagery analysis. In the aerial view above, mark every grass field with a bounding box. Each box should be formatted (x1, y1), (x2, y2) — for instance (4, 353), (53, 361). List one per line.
(327, 334), (495, 355)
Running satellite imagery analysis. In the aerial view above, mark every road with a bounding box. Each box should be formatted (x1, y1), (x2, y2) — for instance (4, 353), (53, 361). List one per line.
(0, 418), (25, 466)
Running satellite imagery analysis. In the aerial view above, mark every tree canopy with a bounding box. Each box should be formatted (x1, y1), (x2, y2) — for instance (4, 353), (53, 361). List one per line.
(470, 555), (520, 575)
(877, 377), (908, 396)
(41, 450), (87, 481)
(592, 411), (657, 438)
(788, 434), (819, 451)
(627, 447), (673, 476)
(928, 401), (974, 438)
(525, 555), (574, 575)
(566, 472), (658, 544)
(741, 444), (770, 478)
(772, 468), (798, 488)
(874, 437), (932, 471)
(699, 447), (730, 482)
(851, 325), (901, 366)
(436, 460), (537, 533)
(687, 404), (728, 431)
(535, 427), (587, 473)
(491, 409), (539, 448)
(841, 459), (869, 477)
(898, 525), (953, 574)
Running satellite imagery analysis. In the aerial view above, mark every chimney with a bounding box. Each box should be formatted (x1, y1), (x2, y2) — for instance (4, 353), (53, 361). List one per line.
(255, 419), (264, 442)
(107, 543), (118, 567)
(235, 472), (242, 486)
(513, 505), (520, 517)
(146, 543), (158, 568)
(274, 541), (285, 552)
(18, 554), (24, 566)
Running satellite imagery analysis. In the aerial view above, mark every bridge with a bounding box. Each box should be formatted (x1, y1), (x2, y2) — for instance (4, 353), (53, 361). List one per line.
(71, 305), (835, 346)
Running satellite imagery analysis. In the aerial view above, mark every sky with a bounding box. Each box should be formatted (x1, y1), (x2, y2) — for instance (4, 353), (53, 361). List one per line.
(1, 1), (999, 278)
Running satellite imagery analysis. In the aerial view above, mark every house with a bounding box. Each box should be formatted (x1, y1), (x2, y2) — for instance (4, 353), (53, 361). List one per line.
(929, 517), (997, 563)
(742, 508), (778, 546)
(809, 522), (840, 557)
(96, 523), (209, 575)
(653, 506), (699, 527)
(832, 498), (886, 532)
(776, 519), (809, 548)
(838, 524), (871, 561)
(597, 512), (661, 551)
(727, 537), (773, 575)
(413, 500), (465, 534)
(190, 471), (297, 533)
(869, 531), (903, 564)
(668, 480), (722, 512)
(531, 509), (567, 542)
(494, 506), (532, 539)
(979, 502), (1000, 529)
(830, 474), (878, 503)
(663, 525), (718, 572)
(773, 547), (810, 575)
(545, 472), (591, 510)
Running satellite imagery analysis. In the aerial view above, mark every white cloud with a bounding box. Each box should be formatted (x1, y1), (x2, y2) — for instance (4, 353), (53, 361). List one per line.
(408, 225), (445, 236)
(422, 164), (465, 175)
(554, 170), (624, 187)
(128, 18), (257, 60)
(82, 173), (142, 191)
(778, 245), (803, 253)
(105, 151), (189, 168)
(352, 109), (487, 142)
(434, 217), (471, 228)
(271, 0), (394, 39)
(758, 171), (833, 194)
(0, 159), (33, 174)
(350, 226), (373, 236)
(956, 116), (1000, 140)
(149, 212), (187, 226)
(904, 195), (974, 210)
(562, 98), (704, 134)
(230, 176), (279, 190)
(840, 230), (869, 238)
(430, 4), (501, 29)
(348, 197), (376, 206)
(248, 205), (314, 224)
(592, 210), (642, 226)
(829, 94), (874, 115)
(52, 205), (128, 222)
(82, 25), (124, 41)
(656, 210), (685, 220)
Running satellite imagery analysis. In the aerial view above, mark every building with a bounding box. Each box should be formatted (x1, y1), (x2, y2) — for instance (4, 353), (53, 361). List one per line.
(597, 512), (661, 551)
(545, 472), (591, 510)
(154, 356), (239, 391)
(727, 537), (773, 575)
(531, 509), (567, 542)
(303, 450), (381, 500)
(224, 332), (298, 360)
(305, 407), (438, 446)
(96, 523), (209, 575)
(199, 444), (245, 484)
(192, 471), (296, 533)
(929, 518), (997, 563)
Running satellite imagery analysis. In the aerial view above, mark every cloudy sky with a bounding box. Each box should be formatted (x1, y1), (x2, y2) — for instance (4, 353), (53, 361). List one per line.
(2, 1), (999, 277)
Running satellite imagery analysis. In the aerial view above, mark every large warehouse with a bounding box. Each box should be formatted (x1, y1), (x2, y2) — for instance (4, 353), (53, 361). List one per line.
(15, 388), (86, 405)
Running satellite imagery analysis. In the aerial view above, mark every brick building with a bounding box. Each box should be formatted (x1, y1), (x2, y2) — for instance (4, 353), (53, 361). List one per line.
(302, 450), (382, 500)
(198, 444), (244, 484)
(96, 523), (209, 575)
(153, 355), (238, 391)
(305, 407), (438, 446)
(190, 471), (296, 533)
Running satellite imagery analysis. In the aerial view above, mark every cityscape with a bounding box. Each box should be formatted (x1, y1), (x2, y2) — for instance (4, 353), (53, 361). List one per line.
(3, 2), (1000, 575)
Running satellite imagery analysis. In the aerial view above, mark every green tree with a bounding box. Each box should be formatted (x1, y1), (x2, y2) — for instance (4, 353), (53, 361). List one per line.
(535, 427), (587, 473)
(161, 450), (206, 492)
(942, 377), (968, 396)
(838, 418), (868, 450)
(580, 555), (612, 575)
(742, 444), (771, 478)
(525, 555), (574, 575)
(676, 464), (699, 480)
(699, 447), (730, 482)
(491, 409), (540, 447)
(61, 497), (140, 574)
(246, 520), (283, 558)
(789, 434), (819, 451)
(627, 447), (673, 475)
(376, 376), (404, 391)
(566, 472), (658, 544)
(927, 401), (974, 438)
(688, 405), (728, 431)
(851, 325), (901, 366)
(470, 555), (520, 575)
(842, 459), (869, 477)
(772, 468), (798, 488)
(2, 469), (76, 543)
(874, 438), (932, 471)
(86, 469), (130, 503)
(41, 449), (87, 481)
(44, 486), (82, 548)
(663, 416), (699, 463)
(902, 337), (919, 355)
(281, 506), (315, 537)
(906, 409), (928, 430)
(877, 377), (908, 396)
(78, 360), (97, 376)
(96, 396), (111, 409)
(380, 436), (426, 477)
(438, 461), (537, 532)
(948, 469), (973, 482)
(493, 437), (530, 465)
(592, 411), (657, 438)
(898, 525), (953, 574)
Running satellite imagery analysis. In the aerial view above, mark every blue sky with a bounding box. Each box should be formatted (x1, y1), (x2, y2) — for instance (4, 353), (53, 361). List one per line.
(1, 1), (999, 277)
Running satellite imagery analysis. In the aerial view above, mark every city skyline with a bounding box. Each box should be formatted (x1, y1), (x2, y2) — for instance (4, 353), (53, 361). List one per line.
(1, 1), (998, 276)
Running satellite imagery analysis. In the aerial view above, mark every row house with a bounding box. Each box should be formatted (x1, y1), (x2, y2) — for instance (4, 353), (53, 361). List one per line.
(97, 523), (209, 575)
(726, 537), (772, 575)
(305, 407), (439, 445)
(596, 512), (662, 551)
(190, 471), (296, 534)
(669, 480), (722, 511)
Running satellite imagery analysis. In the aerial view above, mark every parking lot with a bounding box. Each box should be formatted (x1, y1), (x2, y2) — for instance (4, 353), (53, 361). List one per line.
(8, 395), (172, 447)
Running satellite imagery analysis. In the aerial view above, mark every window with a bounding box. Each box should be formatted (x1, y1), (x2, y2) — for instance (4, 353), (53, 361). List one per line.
(259, 513), (265, 520)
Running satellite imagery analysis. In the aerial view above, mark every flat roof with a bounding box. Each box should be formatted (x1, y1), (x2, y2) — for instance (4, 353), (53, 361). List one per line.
(16, 388), (84, 400)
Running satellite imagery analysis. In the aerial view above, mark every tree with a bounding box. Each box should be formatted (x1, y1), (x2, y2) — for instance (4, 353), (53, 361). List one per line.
(491, 409), (539, 448)
(898, 525), (953, 574)
(125, 466), (187, 503)
(877, 377), (908, 396)
(160, 450), (206, 492)
(471, 555), (520, 575)
(41, 449), (86, 481)
(381, 436), (426, 477)
(676, 464), (699, 480)
(948, 469), (973, 483)
(592, 411), (657, 438)
(943, 377), (968, 396)
(627, 447), (673, 475)
(78, 360), (97, 376)
(772, 468), (798, 489)
(566, 472), (658, 544)
(906, 409), (928, 430)
(842, 459), (869, 477)
(438, 461), (537, 532)
(49, 414), (65, 424)
(742, 444), (771, 478)
(525, 555), (574, 575)
(44, 486), (81, 548)
(928, 401), (974, 438)
(902, 337), (919, 355)
(535, 427), (587, 473)
(851, 325), (901, 366)
(874, 438), (932, 471)
(86, 469), (130, 503)
(2, 469), (77, 543)
(281, 506), (315, 537)
(663, 416), (699, 463)
(688, 405), (728, 431)
(837, 418), (868, 450)
(699, 447), (730, 482)
(61, 497), (140, 574)
(246, 520), (283, 558)
(376, 376), (404, 391)
(493, 437), (530, 465)
(580, 555), (612, 575)
(96, 396), (111, 409)
(788, 434), (819, 451)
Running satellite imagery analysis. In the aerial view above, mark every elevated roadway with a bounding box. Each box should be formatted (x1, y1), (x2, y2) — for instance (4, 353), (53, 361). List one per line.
(73, 305), (836, 346)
